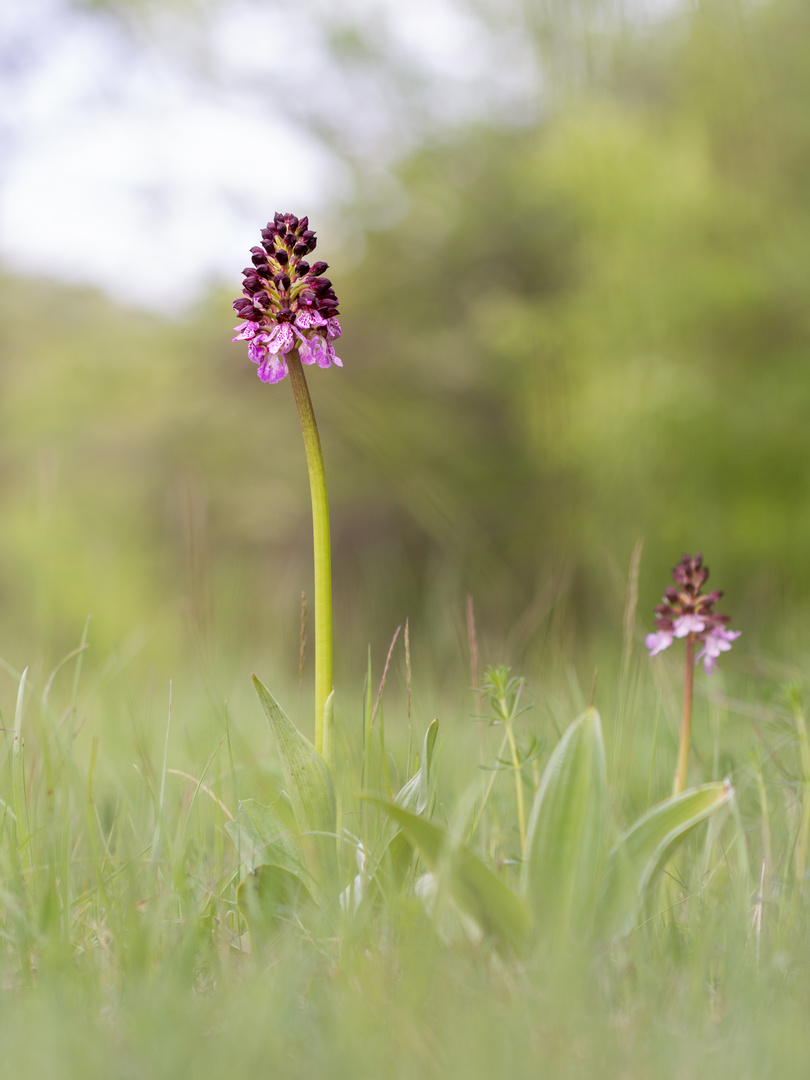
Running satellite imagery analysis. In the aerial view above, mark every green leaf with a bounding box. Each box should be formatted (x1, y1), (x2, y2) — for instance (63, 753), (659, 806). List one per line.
(600, 780), (735, 939)
(237, 863), (314, 931)
(368, 798), (530, 953)
(12, 667), (32, 873)
(521, 707), (606, 939)
(252, 675), (338, 894)
(322, 690), (336, 775)
(390, 719), (438, 823)
(379, 719), (439, 886)
(225, 798), (309, 881)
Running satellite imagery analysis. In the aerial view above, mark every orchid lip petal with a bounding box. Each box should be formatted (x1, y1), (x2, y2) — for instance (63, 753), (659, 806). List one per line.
(232, 321), (261, 342)
(257, 354), (288, 383)
(673, 614), (706, 637)
(266, 325), (294, 354)
(646, 630), (673, 657)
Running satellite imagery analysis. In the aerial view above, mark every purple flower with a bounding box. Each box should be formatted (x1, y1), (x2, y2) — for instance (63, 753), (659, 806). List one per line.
(231, 213), (342, 383)
(646, 553), (739, 674)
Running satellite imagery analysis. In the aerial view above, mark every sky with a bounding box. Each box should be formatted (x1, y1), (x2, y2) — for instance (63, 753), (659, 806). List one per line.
(0, 0), (540, 311)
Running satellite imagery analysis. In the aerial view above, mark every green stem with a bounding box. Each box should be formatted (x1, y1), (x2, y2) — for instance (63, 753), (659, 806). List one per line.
(505, 721), (527, 859)
(673, 633), (695, 795)
(287, 351), (333, 755)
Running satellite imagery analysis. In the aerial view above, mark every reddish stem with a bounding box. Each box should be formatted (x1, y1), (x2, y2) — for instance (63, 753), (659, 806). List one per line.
(673, 633), (695, 795)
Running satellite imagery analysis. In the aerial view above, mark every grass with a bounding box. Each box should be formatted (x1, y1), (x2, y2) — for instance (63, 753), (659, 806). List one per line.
(2, 610), (810, 1080)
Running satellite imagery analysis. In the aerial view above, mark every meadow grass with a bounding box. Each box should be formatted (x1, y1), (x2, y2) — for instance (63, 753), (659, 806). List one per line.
(1, 609), (810, 1080)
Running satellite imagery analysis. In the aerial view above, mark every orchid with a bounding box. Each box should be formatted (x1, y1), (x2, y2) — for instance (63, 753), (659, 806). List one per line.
(232, 213), (342, 383)
(646, 553), (739, 794)
(645, 553), (739, 674)
(232, 213), (341, 758)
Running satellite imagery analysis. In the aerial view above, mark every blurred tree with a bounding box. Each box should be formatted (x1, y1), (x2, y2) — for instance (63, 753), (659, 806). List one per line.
(3, 0), (810, 679)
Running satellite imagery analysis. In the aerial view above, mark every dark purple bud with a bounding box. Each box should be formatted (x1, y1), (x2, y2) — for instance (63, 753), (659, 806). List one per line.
(310, 261), (329, 276)
(276, 249), (289, 266)
(256, 265), (271, 279)
(299, 216), (308, 230)
(277, 223), (287, 237)
(280, 273), (291, 290)
(251, 253), (268, 268)
(296, 260), (310, 276)
(288, 215), (299, 230)
(294, 243), (309, 257)
(261, 226), (277, 241)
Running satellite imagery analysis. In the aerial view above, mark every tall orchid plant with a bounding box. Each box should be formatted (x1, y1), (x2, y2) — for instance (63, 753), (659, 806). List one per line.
(232, 213), (342, 757)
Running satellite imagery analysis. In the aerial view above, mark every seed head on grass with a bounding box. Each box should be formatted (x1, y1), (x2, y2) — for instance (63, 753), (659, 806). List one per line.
(646, 552), (740, 674)
(232, 212), (342, 384)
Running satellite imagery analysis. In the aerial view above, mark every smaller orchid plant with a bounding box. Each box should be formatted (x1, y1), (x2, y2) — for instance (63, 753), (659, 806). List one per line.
(646, 553), (740, 794)
(233, 213), (341, 759)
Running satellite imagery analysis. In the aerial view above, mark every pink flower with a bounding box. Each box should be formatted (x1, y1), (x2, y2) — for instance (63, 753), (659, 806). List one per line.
(645, 630), (674, 657)
(673, 614), (706, 637)
(696, 627), (742, 675)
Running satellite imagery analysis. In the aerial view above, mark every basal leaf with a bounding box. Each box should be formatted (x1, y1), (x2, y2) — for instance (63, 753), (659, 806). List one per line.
(225, 798), (308, 881)
(522, 707), (606, 939)
(600, 780), (734, 939)
(368, 798), (530, 953)
(237, 863), (314, 930)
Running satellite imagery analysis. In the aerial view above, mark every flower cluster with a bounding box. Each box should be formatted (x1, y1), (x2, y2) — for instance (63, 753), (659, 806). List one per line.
(232, 213), (342, 384)
(646, 553), (740, 674)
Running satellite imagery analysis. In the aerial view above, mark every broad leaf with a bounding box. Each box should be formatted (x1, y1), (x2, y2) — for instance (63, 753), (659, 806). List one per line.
(522, 707), (606, 939)
(237, 863), (314, 930)
(225, 798), (309, 882)
(600, 780), (735, 938)
(368, 798), (530, 953)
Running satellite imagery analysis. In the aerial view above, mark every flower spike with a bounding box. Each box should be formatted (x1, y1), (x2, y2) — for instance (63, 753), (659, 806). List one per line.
(645, 553), (739, 674)
(232, 213), (342, 382)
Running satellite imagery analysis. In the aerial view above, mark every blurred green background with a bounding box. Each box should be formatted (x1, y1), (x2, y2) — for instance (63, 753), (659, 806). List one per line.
(2, 0), (809, 710)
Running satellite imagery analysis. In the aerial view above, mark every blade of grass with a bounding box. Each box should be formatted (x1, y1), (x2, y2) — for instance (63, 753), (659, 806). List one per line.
(12, 668), (32, 875)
